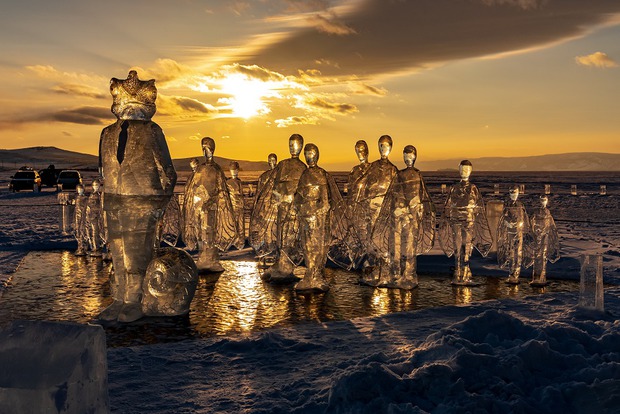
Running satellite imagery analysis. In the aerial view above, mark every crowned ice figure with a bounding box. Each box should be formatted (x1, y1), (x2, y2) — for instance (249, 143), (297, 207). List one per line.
(98, 70), (177, 323)
(86, 179), (105, 257)
(250, 134), (307, 282)
(183, 137), (239, 273)
(439, 160), (492, 285)
(349, 135), (398, 285)
(497, 185), (530, 284)
(278, 144), (352, 292)
(524, 195), (560, 286)
(227, 161), (246, 250)
(73, 184), (90, 256)
(141, 247), (199, 316)
(371, 145), (436, 289)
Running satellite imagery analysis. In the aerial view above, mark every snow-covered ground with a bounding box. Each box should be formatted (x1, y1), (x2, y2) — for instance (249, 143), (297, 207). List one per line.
(1, 171), (619, 413)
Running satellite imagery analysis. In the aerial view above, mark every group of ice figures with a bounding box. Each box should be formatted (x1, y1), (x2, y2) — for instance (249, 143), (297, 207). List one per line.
(496, 187), (560, 286)
(85, 71), (561, 323)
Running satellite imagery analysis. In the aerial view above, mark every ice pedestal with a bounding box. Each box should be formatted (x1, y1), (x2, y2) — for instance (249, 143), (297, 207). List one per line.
(579, 254), (604, 312)
(0, 320), (109, 413)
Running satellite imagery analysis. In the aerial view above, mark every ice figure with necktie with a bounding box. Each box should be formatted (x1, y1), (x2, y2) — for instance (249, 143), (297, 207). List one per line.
(97, 70), (177, 322)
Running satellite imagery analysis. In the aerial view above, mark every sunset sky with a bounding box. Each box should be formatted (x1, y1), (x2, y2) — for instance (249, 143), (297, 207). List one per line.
(0, 0), (619, 169)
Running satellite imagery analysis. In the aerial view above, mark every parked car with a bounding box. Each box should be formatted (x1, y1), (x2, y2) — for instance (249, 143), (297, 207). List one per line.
(38, 164), (59, 188)
(56, 170), (83, 191)
(9, 169), (42, 192)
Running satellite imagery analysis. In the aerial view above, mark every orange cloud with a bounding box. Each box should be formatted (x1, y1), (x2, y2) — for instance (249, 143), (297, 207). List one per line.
(575, 51), (618, 68)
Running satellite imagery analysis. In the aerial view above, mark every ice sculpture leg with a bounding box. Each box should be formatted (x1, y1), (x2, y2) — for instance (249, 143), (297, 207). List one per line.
(451, 222), (475, 285)
(99, 196), (167, 322)
(264, 201), (297, 282)
(390, 214), (419, 290)
(506, 232), (523, 284)
(196, 203), (225, 273)
(295, 212), (329, 292)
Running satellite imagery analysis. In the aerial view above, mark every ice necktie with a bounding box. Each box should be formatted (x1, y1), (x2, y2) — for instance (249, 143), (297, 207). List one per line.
(117, 121), (129, 164)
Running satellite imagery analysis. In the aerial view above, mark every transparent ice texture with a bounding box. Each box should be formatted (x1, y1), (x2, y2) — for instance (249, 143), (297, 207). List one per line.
(86, 187), (105, 256)
(58, 192), (75, 235)
(73, 192), (90, 255)
(348, 158), (398, 276)
(438, 178), (493, 285)
(251, 135), (306, 281)
(183, 158), (239, 272)
(158, 194), (181, 247)
(496, 200), (530, 283)
(579, 254), (604, 312)
(524, 200), (560, 286)
(142, 247), (199, 316)
(249, 165), (277, 256)
(227, 176), (246, 249)
(98, 71), (177, 323)
(370, 166), (436, 289)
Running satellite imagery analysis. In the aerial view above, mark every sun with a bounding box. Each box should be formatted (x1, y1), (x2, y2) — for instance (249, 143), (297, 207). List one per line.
(218, 73), (281, 119)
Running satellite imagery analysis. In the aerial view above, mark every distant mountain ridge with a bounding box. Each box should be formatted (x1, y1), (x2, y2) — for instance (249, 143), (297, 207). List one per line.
(0, 146), (268, 172)
(415, 152), (620, 172)
(0, 147), (618, 172)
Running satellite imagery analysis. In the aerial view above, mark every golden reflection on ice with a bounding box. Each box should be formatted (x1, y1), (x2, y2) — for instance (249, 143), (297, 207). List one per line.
(370, 288), (414, 316)
(453, 286), (473, 305)
(57, 251), (109, 318)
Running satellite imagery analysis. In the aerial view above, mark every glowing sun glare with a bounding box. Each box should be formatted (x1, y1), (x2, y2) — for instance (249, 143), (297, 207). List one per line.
(218, 74), (282, 119)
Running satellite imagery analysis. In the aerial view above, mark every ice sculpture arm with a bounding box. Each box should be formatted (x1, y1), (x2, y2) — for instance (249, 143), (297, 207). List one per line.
(152, 124), (176, 195)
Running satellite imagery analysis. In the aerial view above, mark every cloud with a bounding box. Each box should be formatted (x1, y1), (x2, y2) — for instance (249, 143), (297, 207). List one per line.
(52, 83), (106, 99)
(306, 97), (358, 114)
(242, 0), (620, 77)
(25, 65), (106, 83)
(43, 106), (112, 125)
(157, 95), (216, 117)
(307, 13), (357, 35)
(575, 51), (618, 68)
(352, 83), (388, 96)
(274, 115), (320, 127)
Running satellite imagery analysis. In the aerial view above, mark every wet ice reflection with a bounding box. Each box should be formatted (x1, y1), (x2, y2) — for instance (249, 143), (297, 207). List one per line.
(0, 251), (581, 347)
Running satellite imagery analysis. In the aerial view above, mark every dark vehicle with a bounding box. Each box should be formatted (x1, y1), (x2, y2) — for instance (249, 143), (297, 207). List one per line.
(38, 164), (59, 187)
(9, 169), (42, 192)
(56, 170), (83, 191)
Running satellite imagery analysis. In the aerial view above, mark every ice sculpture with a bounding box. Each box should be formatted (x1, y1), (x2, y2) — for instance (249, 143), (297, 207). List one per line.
(181, 158), (200, 248)
(98, 70), (177, 323)
(73, 184), (90, 256)
(141, 247), (199, 316)
(524, 195), (559, 286)
(497, 185), (529, 284)
(371, 145), (435, 289)
(438, 160), (492, 285)
(227, 161), (246, 249)
(256, 153), (277, 195)
(183, 137), (238, 273)
(250, 134), (306, 282)
(86, 179), (105, 257)
(157, 194), (181, 247)
(346, 140), (370, 203)
(278, 144), (349, 291)
(349, 135), (398, 284)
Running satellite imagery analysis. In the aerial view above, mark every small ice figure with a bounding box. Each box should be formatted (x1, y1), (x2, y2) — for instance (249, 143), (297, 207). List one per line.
(250, 153), (277, 266)
(524, 195), (559, 286)
(227, 161), (246, 249)
(346, 140), (371, 210)
(86, 179), (105, 257)
(98, 70), (177, 323)
(371, 145), (435, 289)
(73, 184), (89, 256)
(544, 184), (551, 195)
(250, 134), (307, 282)
(349, 135), (398, 283)
(497, 185), (530, 284)
(579, 254), (604, 312)
(183, 137), (239, 273)
(141, 247), (199, 316)
(281, 144), (350, 292)
(571, 184), (577, 196)
(157, 194), (181, 247)
(600, 185), (607, 196)
(256, 153), (277, 196)
(181, 158), (200, 248)
(439, 160), (493, 285)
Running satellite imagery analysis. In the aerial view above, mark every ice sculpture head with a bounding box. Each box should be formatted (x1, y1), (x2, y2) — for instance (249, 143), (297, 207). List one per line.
(110, 70), (157, 121)
(540, 195), (548, 208)
(378, 135), (392, 159)
(289, 134), (304, 157)
(229, 161), (239, 179)
(509, 185), (519, 201)
(189, 158), (199, 172)
(142, 247), (199, 317)
(201, 137), (216, 160)
(354, 140), (369, 163)
(403, 145), (417, 167)
(76, 184), (85, 195)
(91, 179), (101, 193)
(268, 153), (277, 169)
(304, 143), (319, 167)
(459, 160), (472, 181)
